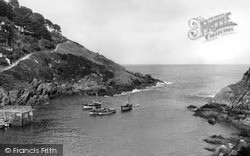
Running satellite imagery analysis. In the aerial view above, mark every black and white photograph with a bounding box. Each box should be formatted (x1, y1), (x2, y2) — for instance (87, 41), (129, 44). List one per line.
(0, 0), (250, 156)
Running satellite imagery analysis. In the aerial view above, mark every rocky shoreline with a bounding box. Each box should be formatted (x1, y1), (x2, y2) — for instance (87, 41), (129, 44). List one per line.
(188, 103), (250, 155)
(0, 41), (161, 107)
(187, 68), (250, 155)
(0, 76), (160, 107)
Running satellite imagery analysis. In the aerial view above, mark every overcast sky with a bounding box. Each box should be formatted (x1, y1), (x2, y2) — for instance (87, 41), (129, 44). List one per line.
(18, 0), (250, 64)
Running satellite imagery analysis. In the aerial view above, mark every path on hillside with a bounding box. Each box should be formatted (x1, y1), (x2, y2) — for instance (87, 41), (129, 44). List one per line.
(51, 41), (70, 52)
(52, 43), (61, 52)
(0, 41), (69, 72)
(1, 53), (32, 72)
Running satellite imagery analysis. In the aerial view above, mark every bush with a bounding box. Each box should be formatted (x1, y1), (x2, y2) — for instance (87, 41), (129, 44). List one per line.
(22, 35), (38, 43)
(30, 43), (40, 51)
(39, 39), (55, 50)
(0, 58), (8, 66)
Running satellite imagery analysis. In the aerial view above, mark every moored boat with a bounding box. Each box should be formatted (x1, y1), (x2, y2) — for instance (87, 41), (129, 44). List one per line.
(82, 100), (102, 110)
(121, 94), (133, 112)
(121, 104), (132, 112)
(89, 107), (116, 115)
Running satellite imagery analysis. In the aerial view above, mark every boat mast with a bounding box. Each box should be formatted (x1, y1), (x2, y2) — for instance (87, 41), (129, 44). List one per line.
(96, 92), (98, 100)
(127, 94), (131, 104)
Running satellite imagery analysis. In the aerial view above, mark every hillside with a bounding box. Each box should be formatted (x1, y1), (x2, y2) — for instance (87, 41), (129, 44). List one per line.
(0, 0), (160, 106)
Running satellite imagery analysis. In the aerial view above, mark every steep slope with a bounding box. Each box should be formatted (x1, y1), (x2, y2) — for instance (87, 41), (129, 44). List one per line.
(0, 41), (160, 106)
(0, 0), (161, 107)
(187, 67), (250, 132)
(213, 68), (250, 109)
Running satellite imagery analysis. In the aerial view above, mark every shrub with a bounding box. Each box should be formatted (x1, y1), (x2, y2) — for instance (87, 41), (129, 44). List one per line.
(30, 43), (40, 51)
(0, 58), (8, 66)
(39, 39), (55, 50)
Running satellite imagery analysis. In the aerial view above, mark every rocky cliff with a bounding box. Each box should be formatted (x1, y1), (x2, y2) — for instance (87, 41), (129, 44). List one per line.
(189, 68), (250, 129)
(0, 40), (160, 106)
(188, 68), (250, 155)
(213, 68), (250, 109)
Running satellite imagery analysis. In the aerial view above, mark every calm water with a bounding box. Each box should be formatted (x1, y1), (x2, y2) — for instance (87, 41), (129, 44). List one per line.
(0, 65), (249, 156)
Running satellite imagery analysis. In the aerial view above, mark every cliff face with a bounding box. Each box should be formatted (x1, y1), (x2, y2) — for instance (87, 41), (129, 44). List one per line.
(188, 68), (250, 155)
(0, 41), (160, 106)
(188, 67), (250, 130)
(213, 68), (250, 109)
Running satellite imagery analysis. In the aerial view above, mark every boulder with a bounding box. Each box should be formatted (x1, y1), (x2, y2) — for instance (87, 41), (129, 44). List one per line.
(208, 118), (216, 125)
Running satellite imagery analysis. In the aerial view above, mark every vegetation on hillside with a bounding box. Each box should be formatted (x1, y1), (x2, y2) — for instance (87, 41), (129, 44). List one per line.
(0, 0), (66, 65)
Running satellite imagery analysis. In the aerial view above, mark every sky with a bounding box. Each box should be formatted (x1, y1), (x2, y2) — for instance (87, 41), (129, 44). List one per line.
(18, 0), (250, 64)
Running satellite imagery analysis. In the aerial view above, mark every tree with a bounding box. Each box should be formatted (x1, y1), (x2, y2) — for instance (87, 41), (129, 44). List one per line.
(0, 0), (15, 20)
(9, 0), (19, 7)
(13, 6), (33, 27)
(25, 13), (48, 40)
(14, 6), (32, 17)
(31, 13), (44, 25)
(0, 16), (12, 24)
(34, 25), (52, 41)
(53, 24), (61, 33)
(45, 19), (53, 28)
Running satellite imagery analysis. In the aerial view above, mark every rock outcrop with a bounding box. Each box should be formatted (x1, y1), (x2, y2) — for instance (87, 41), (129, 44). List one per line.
(188, 67), (250, 155)
(213, 68), (250, 109)
(0, 41), (161, 106)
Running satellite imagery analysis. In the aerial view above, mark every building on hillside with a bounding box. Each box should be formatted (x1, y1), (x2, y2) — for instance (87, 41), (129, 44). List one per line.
(0, 35), (8, 46)
(0, 22), (8, 46)
(0, 53), (6, 58)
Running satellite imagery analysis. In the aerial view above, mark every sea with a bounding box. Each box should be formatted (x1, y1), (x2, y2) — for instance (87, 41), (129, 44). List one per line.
(0, 65), (249, 156)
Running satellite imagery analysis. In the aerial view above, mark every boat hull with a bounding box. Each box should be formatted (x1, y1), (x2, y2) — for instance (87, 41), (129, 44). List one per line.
(121, 106), (132, 112)
(90, 108), (116, 115)
(82, 103), (101, 110)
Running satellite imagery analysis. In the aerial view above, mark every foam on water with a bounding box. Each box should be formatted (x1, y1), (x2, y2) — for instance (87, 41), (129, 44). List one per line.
(113, 80), (174, 96)
(196, 92), (216, 98)
(155, 81), (174, 87)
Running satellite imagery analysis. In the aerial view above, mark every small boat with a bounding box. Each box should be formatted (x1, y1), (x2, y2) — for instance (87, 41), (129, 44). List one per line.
(121, 94), (133, 112)
(98, 107), (116, 115)
(89, 107), (116, 115)
(82, 99), (102, 110)
(134, 104), (140, 107)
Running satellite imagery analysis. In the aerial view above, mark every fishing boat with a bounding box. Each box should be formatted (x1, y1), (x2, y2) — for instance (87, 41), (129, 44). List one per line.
(82, 100), (102, 109)
(121, 94), (133, 112)
(89, 107), (116, 115)
(83, 93), (102, 109)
